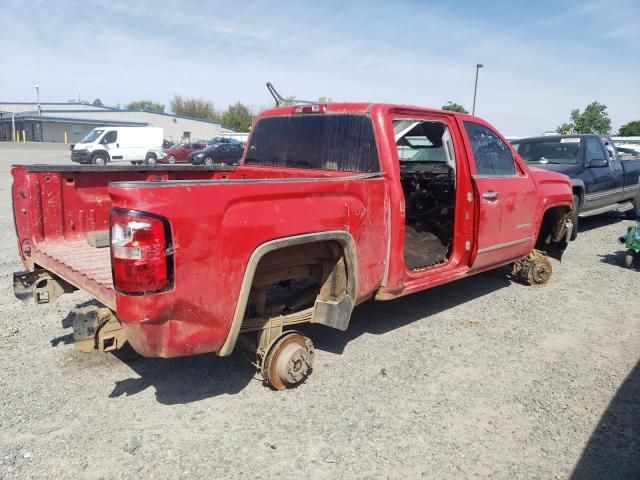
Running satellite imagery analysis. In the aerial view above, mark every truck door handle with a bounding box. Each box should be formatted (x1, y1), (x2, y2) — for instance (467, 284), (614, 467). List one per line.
(482, 191), (499, 201)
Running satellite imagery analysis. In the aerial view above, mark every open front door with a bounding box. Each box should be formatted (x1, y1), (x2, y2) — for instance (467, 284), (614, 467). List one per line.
(462, 121), (537, 270)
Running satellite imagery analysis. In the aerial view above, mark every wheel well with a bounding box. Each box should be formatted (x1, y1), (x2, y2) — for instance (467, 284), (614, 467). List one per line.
(219, 231), (357, 356)
(244, 240), (350, 324)
(92, 150), (109, 162)
(572, 186), (583, 209)
(535, 206), (571, 251)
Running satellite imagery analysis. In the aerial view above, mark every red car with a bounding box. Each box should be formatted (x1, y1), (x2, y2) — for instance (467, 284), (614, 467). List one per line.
(12, 102), (574, 390)
(159, 143), (207, 164)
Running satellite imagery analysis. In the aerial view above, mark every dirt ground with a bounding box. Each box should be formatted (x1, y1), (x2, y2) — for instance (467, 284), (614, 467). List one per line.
(0, 143), (638, 479)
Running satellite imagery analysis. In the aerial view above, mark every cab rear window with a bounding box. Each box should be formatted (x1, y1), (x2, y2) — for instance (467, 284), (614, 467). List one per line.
(245, 114), (380, 172)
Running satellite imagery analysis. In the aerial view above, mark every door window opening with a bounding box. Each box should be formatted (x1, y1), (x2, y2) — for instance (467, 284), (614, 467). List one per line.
(395, 119), (456, 271)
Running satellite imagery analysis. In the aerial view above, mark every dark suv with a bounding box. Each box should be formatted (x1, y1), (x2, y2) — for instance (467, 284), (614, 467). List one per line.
(189, 143), (244, 165)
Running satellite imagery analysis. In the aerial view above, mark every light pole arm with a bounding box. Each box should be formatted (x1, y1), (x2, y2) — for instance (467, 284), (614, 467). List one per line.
(472, 64), (483, 116)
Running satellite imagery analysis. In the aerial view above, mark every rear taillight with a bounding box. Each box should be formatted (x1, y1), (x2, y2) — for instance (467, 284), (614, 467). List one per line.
(293, 104), (327, 114)
(110, 209), (173, 294)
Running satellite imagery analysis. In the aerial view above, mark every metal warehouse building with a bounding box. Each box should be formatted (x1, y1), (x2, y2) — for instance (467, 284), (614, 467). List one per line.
(0, 102), (238, 143)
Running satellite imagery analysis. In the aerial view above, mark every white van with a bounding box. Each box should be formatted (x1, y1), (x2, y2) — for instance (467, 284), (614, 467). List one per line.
(71, 127), (163, 165)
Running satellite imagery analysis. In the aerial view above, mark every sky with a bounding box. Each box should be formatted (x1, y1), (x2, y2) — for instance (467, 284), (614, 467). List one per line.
(1, 0), (639, 136)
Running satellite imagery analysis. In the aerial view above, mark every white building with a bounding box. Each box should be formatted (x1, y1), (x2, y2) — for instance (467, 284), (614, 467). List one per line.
(0, 102), (240, 143)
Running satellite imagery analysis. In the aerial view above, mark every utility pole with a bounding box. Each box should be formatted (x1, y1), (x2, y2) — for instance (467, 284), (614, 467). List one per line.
(35, 84), (40, 115)
(472, 63), (483, 116)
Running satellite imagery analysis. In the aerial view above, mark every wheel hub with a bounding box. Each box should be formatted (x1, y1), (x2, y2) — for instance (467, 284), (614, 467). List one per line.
(532, 263), (550, 284)
(264, 333), (314, 390)
(275, 343), (310, 384)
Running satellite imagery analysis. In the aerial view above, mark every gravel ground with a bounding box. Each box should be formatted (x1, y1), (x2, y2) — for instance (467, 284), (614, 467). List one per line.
(0, 143), (639, 479)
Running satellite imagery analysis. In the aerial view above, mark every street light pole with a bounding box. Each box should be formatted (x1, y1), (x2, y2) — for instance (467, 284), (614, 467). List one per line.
(35, 84), (40, 114)
(472, 64), (483, 116)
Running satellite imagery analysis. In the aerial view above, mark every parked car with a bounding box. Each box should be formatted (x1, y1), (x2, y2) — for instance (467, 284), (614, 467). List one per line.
(159, 143), (207, 164)
(616, 143), (640, 161)
(511, 135), (640, 239)
(12, 102), (573, 390)
(71, 127), (164, 165)
(189, 143), (243, 165)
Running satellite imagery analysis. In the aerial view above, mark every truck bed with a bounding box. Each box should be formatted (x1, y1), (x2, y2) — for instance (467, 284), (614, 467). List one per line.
(12, 164), (235, 308)
(33, 240), (115, 308)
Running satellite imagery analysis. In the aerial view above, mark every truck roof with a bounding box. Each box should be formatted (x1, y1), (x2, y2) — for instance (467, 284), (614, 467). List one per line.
(258, 102), (474, 119)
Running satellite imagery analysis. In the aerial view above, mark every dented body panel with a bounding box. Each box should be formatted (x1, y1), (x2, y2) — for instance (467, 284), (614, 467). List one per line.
(11, 104), (573, 359)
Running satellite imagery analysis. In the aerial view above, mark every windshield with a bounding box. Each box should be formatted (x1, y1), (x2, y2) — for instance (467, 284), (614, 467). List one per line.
(511, 139), (580, 164)
(245, 114), (380, 172)
(408, 147), (446, 161)
(80, 129), (105, 144)
(395, 122), (450, 163)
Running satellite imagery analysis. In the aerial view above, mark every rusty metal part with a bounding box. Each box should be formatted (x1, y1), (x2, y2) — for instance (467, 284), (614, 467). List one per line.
(241, 308), (313, 334)
(263, 331), (314, 390)
(72, 306), (127, 353)
(512, 250), (552, 285)
(13, 269), (76, 304)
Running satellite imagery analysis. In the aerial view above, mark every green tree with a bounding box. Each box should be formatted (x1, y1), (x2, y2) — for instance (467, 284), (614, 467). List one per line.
(125, 100), (165, 113)
(279, 95), (297, 106)
(619, 120), (640, 136)
(220, 102), (253, 131)
(441, 101), (468, 113)
(92, 98), (104, 107)
(556, 122), (574, 134)
(170, 95), (218, 120)
(556, 101), (611, 134)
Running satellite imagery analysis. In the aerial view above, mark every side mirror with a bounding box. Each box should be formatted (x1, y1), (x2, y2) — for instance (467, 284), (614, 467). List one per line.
(589, 158), (608, 168)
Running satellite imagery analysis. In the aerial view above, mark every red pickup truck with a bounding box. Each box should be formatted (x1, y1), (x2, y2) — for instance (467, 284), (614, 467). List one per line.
(12, 103), (573, 390)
